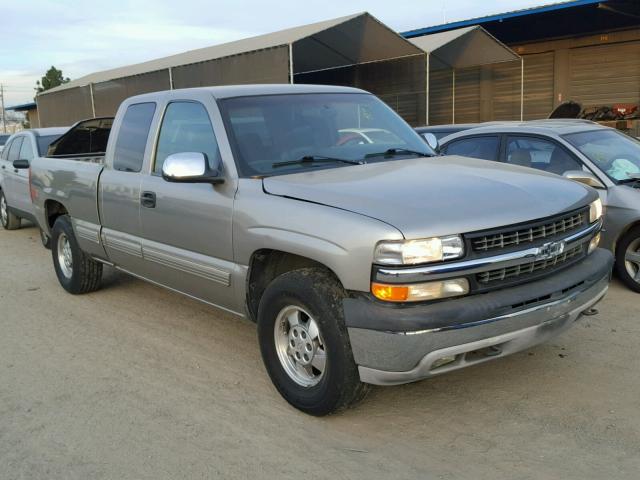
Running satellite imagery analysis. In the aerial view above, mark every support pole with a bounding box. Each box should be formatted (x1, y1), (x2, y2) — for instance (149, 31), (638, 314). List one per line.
(89, 83), (96, 118)
(520, 57), (524, 121)
(168, 67), (174, 90)
(425, 53), (430, 126)
(452, 68), (456, 124)
(288, 43), (294, 84)
(0, 84), (6, 133)
(35, 95), (41, 128)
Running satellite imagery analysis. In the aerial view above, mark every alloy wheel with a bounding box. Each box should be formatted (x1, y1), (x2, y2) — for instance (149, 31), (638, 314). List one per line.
(57, 232), (73, 279)
(624, 237), (640, 286)
(273, 305), (327, 387)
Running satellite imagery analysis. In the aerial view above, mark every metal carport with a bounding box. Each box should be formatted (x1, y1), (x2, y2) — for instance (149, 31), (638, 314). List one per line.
(409, 26), (521, 124)
(36, 12), (423, 127)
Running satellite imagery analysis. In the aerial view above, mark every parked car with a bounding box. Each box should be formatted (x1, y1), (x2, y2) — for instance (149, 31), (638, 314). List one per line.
(24, 85), (611, 415)
(0, 134), (10, 154)
(415, 124), (481, 147)
(439, 120), (640, 292)
(0, 127), (68, 245)
(338, 128), (403, 145)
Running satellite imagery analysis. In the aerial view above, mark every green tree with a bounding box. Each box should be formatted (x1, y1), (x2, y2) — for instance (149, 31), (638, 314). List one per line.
(35, 66), (70, 93)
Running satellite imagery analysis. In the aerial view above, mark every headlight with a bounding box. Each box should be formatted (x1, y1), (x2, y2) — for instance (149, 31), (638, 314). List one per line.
(589, 198), (603, 223)
(374, 235), (464, 265)
(371, 278), (469, 302)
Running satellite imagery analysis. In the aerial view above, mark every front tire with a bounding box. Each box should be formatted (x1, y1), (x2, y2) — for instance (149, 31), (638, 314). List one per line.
(0, 190), (21, 230)
(257, 268), (369, 415)
(51, 215), (103, 294)
(616, 226), (640, 293)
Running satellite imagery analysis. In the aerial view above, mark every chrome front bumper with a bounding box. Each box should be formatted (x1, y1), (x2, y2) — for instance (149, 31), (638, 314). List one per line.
(346, 250), (613, 386)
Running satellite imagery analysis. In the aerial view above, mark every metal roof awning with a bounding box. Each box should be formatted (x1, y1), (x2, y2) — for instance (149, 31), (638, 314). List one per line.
(408, 26), (522, 125)
(409, 25), (519, 69)
(42, 12), (422, 96)
(6, 102), (37, 112)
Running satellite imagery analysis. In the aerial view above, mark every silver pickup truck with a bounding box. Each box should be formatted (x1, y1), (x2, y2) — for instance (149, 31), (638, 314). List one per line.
(25, 85), (613, 415)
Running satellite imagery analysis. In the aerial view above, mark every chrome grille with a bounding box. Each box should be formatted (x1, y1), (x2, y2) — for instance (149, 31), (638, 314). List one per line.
(477, 244), (584, 285)
(472, 212), (585, 252)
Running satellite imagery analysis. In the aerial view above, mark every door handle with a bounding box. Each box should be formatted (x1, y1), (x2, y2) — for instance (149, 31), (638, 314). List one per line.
(140, 191), (156, 208)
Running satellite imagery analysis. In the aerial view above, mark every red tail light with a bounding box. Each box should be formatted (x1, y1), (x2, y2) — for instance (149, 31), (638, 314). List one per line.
(29, 167), (37, 202)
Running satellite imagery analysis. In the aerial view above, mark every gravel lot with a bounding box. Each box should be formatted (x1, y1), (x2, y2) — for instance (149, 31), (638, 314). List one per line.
(1, 225), (639, 479)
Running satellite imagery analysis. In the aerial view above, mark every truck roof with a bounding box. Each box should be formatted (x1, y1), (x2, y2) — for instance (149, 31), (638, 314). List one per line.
(126, 84), (368, 103)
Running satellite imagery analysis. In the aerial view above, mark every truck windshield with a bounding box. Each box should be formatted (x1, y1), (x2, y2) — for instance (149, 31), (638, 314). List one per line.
(564, 129), (640, 182)
(220, 93), (434, 177)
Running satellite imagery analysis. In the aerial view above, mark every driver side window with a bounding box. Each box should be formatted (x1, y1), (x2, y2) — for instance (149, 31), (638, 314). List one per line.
(19, 137), (34, 161)
(154, 101), (221, 174)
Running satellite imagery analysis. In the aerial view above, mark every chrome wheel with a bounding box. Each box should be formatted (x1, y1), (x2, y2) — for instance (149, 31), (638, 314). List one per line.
(0, 194), (7, 226)
(624, 237), (640, 285)
(57, 232), (73, 279)
(274, 305), (326, 387)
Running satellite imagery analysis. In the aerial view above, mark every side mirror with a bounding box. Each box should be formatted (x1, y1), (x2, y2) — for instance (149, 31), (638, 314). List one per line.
(422, 133), (440, 153)
(13, 159), (30, 169)
(162, 152), (224, 184)
(563, 170), (605, 189)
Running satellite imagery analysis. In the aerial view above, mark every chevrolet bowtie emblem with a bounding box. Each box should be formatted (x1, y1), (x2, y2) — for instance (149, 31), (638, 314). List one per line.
(535, 240), (566, 261)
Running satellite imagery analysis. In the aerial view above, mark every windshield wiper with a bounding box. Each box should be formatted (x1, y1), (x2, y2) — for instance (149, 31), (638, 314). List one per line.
(364, 148), (433, 159)
(272, 155), (363, 168)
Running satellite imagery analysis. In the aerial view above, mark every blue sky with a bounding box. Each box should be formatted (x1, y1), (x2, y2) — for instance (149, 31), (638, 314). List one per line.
(2, 0), (552, 106)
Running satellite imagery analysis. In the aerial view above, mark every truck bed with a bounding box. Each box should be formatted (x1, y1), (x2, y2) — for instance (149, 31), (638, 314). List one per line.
(30, 155), (104, 232)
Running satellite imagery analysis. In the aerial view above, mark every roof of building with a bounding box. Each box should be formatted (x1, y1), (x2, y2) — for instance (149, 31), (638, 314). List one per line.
(402, 0), (639, 44)
(409, 25), (519, 68)
(6, 102), (37, 111)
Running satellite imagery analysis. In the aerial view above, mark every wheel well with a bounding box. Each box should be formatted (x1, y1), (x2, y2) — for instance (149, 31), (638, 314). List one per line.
(245, 250), (340, 323)
(44, 200), (68, 229)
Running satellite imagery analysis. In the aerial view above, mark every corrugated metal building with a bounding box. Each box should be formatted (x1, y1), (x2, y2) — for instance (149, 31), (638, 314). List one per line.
(403, 0), (640, 124)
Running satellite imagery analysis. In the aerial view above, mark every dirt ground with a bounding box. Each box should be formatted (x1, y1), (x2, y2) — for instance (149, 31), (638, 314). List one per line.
(0, 225), (638, 480)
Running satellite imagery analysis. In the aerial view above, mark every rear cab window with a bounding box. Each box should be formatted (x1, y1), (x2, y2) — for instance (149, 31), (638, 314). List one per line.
(113, 103), (156, 172)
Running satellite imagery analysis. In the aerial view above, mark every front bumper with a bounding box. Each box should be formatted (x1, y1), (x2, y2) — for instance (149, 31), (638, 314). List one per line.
(345, 248), (613, 386)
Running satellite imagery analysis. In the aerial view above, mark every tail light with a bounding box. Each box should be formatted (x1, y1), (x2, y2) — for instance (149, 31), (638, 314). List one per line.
(29, 167), (38, 202)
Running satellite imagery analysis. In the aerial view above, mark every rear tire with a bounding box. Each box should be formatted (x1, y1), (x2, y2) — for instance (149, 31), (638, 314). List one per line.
(615, 226), (640, 293)
(51, 215), (103, 294)
(0, 190), (21, 230)
(257, 267), (370, 415)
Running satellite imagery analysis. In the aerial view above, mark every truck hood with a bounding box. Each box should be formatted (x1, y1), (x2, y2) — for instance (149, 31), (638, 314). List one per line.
(262, 156), (596, 239)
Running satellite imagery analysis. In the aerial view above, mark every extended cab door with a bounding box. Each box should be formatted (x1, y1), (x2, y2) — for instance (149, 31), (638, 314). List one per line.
(138, 93), (237, 312)
(99, 102), (158, 273)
